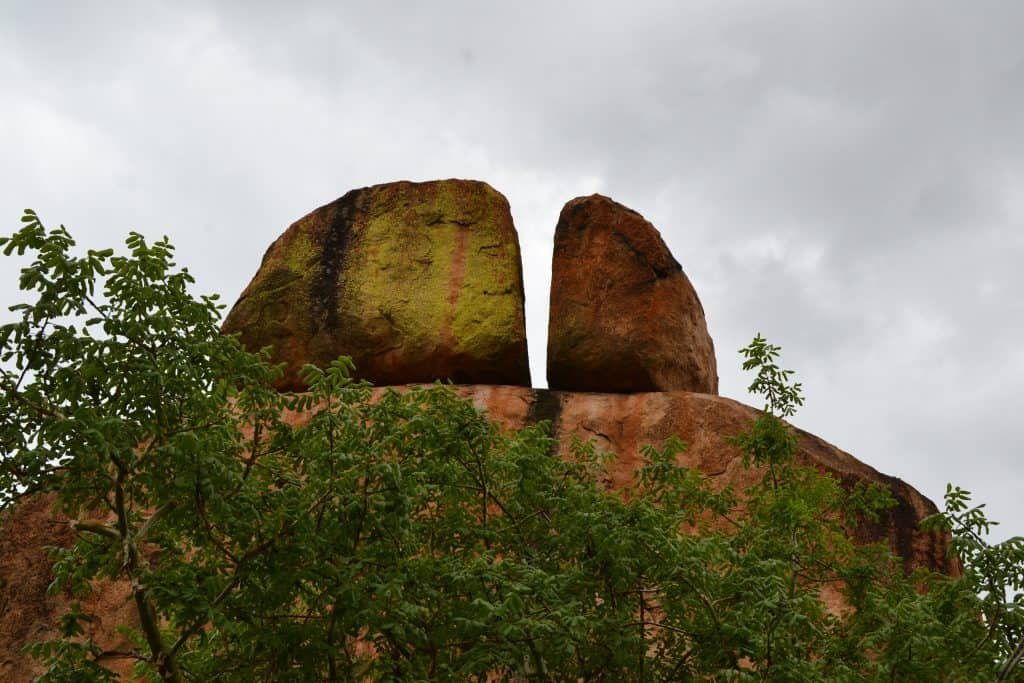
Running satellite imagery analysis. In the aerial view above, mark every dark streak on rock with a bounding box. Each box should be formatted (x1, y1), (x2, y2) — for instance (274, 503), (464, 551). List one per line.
(525, 389), (563, 456)
(839, 471), (955, 575)
(611, 230), (678, 279)
(311, 188), (364, 332)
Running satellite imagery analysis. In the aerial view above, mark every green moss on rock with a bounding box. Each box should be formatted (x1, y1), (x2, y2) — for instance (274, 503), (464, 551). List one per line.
(222, 179), (531, 390)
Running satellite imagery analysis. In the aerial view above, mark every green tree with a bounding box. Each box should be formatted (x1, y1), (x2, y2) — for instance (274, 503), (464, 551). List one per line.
(0, 211), (1021, 681)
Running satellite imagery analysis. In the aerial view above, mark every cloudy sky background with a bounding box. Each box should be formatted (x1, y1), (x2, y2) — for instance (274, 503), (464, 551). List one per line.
(2, 2), (1022, 538)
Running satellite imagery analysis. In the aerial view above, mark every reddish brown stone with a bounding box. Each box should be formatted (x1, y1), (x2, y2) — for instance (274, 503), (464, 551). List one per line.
(222, 179), (531, 390)
(0, 387), (954, 678)
(547, 194), (718, 394)
(446, 386), (954, 578)
(0, 496), (136, 681)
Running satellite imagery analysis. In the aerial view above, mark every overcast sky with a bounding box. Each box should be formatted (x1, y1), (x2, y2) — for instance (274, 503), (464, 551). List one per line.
(2, 1), (1022, 539)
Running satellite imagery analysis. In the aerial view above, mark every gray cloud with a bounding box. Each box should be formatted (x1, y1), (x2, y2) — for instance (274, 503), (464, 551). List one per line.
(2, 0), (1022, 539)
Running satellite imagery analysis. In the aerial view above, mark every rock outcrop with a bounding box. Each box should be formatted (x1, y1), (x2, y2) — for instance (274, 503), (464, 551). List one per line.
(0, 386), (954, 679)
(222, 179), (531, 390)
(0, 180), (956, 679)
(547, 194), (718, 394)
(453, 387), (952, 575)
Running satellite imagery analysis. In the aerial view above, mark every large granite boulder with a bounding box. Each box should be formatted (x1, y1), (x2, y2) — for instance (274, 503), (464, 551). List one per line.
(222, 179), (531, 390)
(547, 194), (718, 394)
(0, 386), (955, 679)
(0, 178), (956, 676)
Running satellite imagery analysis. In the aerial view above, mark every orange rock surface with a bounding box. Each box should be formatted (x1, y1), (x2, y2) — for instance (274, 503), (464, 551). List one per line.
(0, 385), (953, 680)
(547, 194), (718, 394)
(0, 183), (953, 679)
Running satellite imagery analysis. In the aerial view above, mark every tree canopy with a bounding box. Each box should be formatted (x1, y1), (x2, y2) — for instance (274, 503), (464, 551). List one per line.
(1, 210), (1022, 681)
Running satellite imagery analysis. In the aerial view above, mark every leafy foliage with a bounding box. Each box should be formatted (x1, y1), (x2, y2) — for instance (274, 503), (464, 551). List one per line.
(1, 212), (1021, 681)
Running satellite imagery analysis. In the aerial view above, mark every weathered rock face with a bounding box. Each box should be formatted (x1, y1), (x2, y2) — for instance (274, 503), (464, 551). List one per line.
(222, 179), (531, 390)
(0, 496), (136, 681)
(0, 386), (955, 679)
(0, 182), (954, 678)
(453, 387), (953, 576)
(547, 194), (718, 394)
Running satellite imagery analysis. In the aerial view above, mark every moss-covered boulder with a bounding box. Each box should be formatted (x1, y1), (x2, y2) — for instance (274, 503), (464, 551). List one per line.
(222, 179), (531, 390)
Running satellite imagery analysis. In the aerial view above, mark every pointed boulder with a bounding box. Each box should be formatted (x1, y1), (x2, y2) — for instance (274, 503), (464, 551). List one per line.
(547, 194), (718, 394)
(223, 179), (531, 390)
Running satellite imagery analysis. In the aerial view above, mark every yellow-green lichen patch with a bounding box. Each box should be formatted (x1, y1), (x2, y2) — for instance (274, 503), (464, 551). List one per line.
(223, 179), (531, 388)
(336, 180), (528, 382)
(450, 215), (525, 357)
(340, 197), (453, 355)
